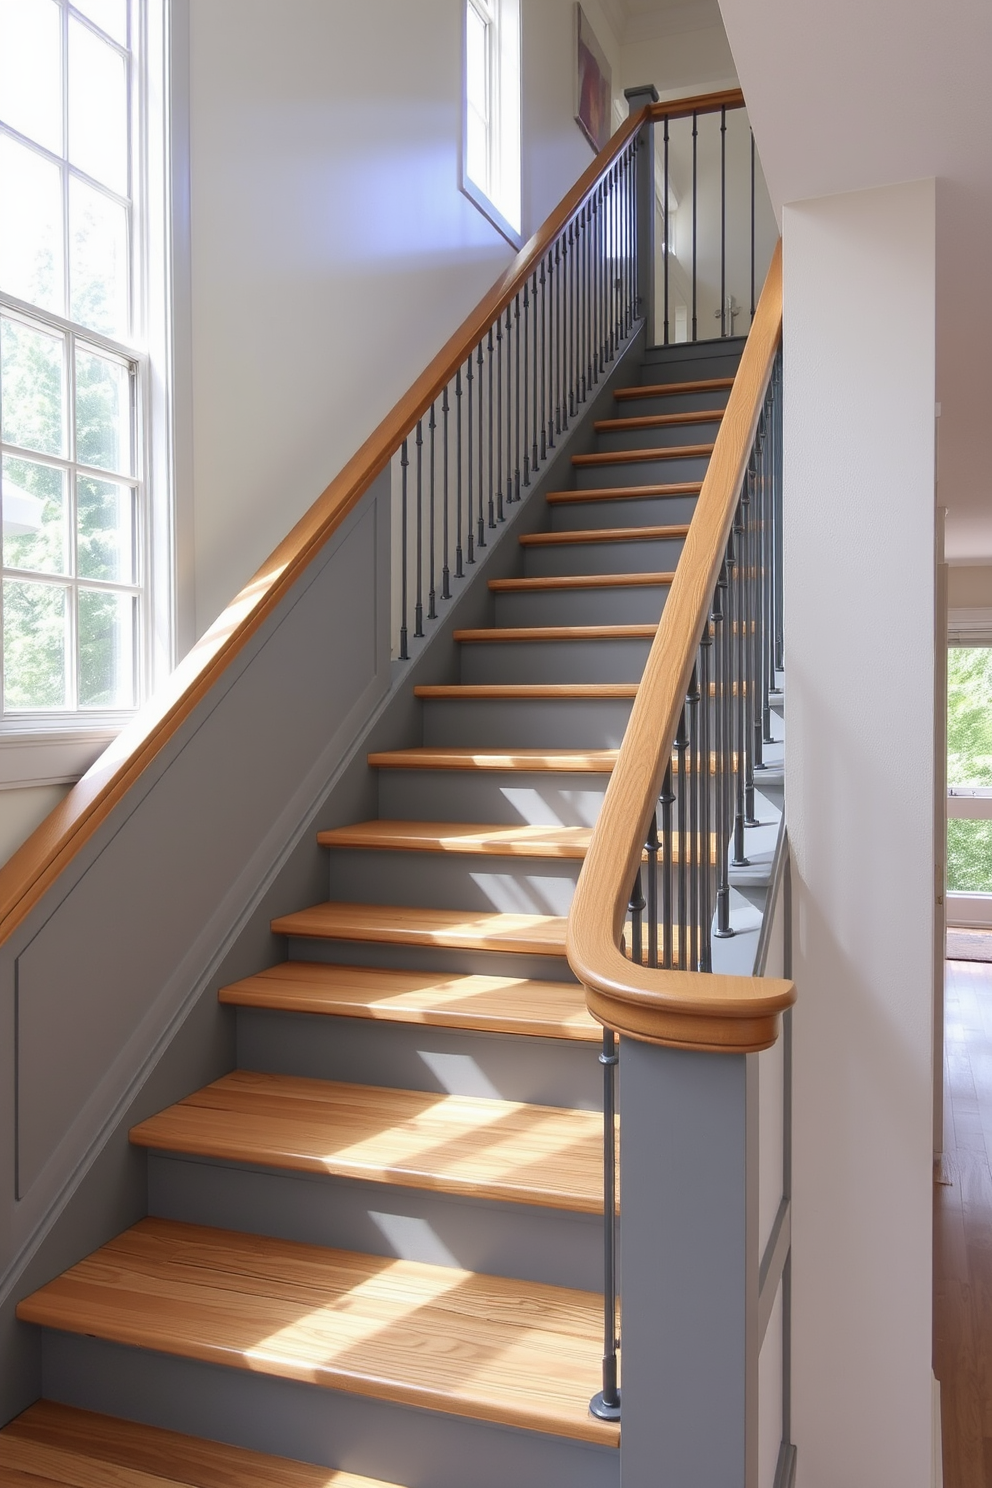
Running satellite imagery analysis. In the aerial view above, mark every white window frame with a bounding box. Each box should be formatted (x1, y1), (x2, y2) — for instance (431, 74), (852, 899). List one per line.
(461, 0), (521, 248)
(0, 0), (186, 788)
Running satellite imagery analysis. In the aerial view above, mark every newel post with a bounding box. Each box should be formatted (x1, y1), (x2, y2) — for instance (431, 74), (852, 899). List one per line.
(619, 1039), (753, 1487)
(624, 84), (658, 338)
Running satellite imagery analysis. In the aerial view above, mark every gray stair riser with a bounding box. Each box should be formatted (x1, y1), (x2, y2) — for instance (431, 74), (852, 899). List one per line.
(283, 935), (579, 984)
(639, 341), (744, 381)
(549, 493), (698, 532)
(148, 1157), (604, 1291)
(572, 453), (710, 488)
(324, 847), (581, 915)
(236, 1008), (601, 1107)
(421, 696), (634, 748)
(493, 584), (669, 626)
(42, 1335), (619, 1488)
(522, 536), (684, 579)
(458, 637), (651, 685)
(593, 418), (723, 453)
(377, 769), (611, 825)
(610, 386), (731, 417)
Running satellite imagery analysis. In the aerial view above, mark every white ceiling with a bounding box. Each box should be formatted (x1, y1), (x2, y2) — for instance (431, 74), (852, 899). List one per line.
(715, 0), (992, 562)
(603, 0), (725, 43)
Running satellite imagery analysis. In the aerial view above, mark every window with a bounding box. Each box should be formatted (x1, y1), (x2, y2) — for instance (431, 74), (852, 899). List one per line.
(462, 0), (521, 245)
(0, 0), (174, 755)
(947, 646), (992, 895)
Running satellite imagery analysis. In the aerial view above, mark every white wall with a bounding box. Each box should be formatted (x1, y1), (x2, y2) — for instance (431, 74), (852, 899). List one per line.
(784, 178), (936, 1486)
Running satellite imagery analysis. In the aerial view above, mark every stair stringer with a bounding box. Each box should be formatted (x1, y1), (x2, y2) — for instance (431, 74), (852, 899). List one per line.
(0, 323), (647, 1427)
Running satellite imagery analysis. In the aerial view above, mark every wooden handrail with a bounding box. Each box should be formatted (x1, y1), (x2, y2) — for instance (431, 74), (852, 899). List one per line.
(0, 94), (680, 948)
(647, 88), (744, 121)
(565, 242), (795, 1053)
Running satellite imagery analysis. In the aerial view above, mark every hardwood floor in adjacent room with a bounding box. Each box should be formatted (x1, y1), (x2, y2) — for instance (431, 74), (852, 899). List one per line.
(934, 953), (992, 1487)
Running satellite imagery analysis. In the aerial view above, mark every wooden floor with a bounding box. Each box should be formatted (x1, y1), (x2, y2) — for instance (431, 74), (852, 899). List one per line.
(934, 953), (992, 1486)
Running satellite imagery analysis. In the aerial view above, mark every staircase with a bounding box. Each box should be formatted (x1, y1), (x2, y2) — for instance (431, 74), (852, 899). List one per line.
(3, 339), (748, 1486)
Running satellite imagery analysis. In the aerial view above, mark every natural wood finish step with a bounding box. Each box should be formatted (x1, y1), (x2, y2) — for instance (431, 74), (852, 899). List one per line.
(518, 524), (689, 547)
(489, 571), (674, 592)
(413, 683), (637, 700)
(367, 747), (619, 773)
(594, 409), (724, 432)
(453, 625), (656, 642)
(546, 480), (702, 504)
(219, 961), (600, 1040)
(318, 820), (594, 858)
(572, 443), (714, 467)
(17, 1219), (617, 1446)
(0, 1401), (398, 1488)
(131, 1071), (603, 1213)
(614, 376), (734, 400)
(271, 902), (568, 957)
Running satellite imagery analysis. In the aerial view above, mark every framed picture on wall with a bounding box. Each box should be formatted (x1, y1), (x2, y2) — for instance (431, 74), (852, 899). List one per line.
(574, 4), (612, 154)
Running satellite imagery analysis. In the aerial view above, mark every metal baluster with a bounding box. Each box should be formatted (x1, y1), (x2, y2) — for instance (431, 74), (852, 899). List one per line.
(686, 666), (701, 969)
(663, 116), (670, 345)
(629, 866), (644, 967)
(762, 391), (775, 745)
(399, 440), (409, 660)
(550, 242), (560, 443)
(567, 223), (576, 420)
(732, 506), (750, 865)
(646, 811), (659, 969)
(660, 762), (675, 968)
(742, 456), (758, 822)
(773, 354), (784, 674)
(750, 427), (765, 776)
(750, 128), (756, 327)
(533, 272), (541, 473)
(441, 389), (451, 600)
(512, 300), (520, 501)
(714, 556), (734, 937)
(494, 322), (503, 523)
(523, 282), (531, 487)
(477, 341), (486, 547)
(465, 355), (475, 565)
(427, 405), (437, 621)
(590, 1027), (621, 1423)
(675, 704), (689, 968)
(691, 111), (698, 342)
(540, 260), (548, 461)
(720, 106), (727, 337)
(487, 329), (496, 528)
(698, 618), (714, 971)
(414, 420), (424, 638)
(455, 370), (464, 578)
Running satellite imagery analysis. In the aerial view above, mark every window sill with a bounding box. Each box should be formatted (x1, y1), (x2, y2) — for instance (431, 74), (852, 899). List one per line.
(460, 174), (523, 250)
(0, 722), (125, 789)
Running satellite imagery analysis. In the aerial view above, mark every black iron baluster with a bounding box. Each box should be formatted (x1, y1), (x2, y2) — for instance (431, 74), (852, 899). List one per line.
(487, 329), (496, 529)
(455, 370), (464, 578)
(428, 405), (437, 621)
(590, 1028), (621, 1423)
(629, 866), (644, 968)
(663, 116), (670, 345)
(494, 321), (503, 523)
(414, 420), (424, 638)
(687, 664), (701, 969)
(551, 241), (560, 443)
(675, 704), (689, 968)
(540, 259), (548, 460)
(720, 106), (727, 337)
(646, 811), (659, 969)
(477, 341), (486, 547)
(399, 439), (409, 660)
(714, 556), (734, 938)
(465, 355), (475, 565)
(512, 299), (520, 501)
(441, 389), (451, 601)
(660, 762), (675, 969)
(773, 353), (784, 674)
(742, 455), (758, 822)
(567, 222), (575, 421)
(698, 616), (713, 971)
(731, 505), (750, 865)
(749, 427), (765, 778)
(691, 111), (698, 342)
(750, 128), (756, 327)
(762, 391), (774, 745)
(523, 282), (531, 487)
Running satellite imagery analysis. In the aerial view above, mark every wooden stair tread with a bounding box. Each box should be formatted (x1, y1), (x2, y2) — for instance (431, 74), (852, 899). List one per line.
(546, 481), (702, 503)
(518, 524), (689, 547)
(131, 1071), (603, 1212)
(413, 683), (637, 699)
(16, 1220), (618, 1446)
(318, 820), (594, 858)
(271, 902), (568, 957)
(0, 1401), (396, 1487)
(218, 962), (599, 1040)
(367, 747), (619, 772)
(453, 625), (656, 642)
(614, 376), (734, 399)
(488, 571), (674, 592)
(593, 409), (724, 431)
(572, 444), (714, 466)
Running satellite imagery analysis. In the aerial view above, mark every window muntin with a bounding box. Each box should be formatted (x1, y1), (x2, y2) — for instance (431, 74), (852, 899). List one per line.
(947, 645), (992, 895)
(0, 0), (143, 719)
